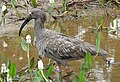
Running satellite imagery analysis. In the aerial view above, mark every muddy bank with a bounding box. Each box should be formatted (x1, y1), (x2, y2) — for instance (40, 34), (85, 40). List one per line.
(0, 7), (120, 36)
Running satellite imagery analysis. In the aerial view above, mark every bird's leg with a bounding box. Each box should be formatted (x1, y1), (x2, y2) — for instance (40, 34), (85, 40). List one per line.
(61, 66), (73, 79)
(65, 66), (73, 76)
(48, 59), (51, 65)
(58, 64), (73, 76)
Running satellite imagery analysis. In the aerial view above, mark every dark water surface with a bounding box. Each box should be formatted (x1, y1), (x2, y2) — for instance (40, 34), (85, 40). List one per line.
(0, 16), (120, 82)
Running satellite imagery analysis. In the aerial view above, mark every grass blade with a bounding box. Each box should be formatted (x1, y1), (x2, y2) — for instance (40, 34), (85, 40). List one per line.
(46, 63), (54, 78)
(9, 63), (17, 79)
(84, 52), (93, 69)
(96, 32), (100, 53)
(80, 68), (86, 82)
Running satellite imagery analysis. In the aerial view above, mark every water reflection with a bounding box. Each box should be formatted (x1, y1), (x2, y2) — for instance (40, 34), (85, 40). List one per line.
(109, 18), (120, 39)
(2, 41), (8, 48)
(75, 26), (86, 41)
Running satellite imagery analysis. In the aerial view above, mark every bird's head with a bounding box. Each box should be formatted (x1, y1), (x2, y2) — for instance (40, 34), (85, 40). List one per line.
(19, 9), (46, 36)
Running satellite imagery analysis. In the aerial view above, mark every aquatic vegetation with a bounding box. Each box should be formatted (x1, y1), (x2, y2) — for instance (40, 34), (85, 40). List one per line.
(32, 0), (37, 8)
(73, 52), (93, 82)
(19, 35), (54, 81)
(0, 62), (16, 82)
(0, 27), (102, 82)
(0, 0), (118, 81)
(73, 21), (102, 82)
(11, 0), (21, 17)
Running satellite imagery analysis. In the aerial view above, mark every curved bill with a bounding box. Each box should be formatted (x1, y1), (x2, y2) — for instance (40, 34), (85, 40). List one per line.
(19, 15), (32, 36)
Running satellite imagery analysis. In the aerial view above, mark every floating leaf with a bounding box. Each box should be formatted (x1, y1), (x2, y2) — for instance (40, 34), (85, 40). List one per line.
(21, 37), (28, 52)
(9, 63), (17, 79)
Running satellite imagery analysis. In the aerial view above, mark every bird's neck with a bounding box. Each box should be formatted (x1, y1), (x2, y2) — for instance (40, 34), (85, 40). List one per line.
(34, 19), (47, 53)
(34, 19), (45, 37)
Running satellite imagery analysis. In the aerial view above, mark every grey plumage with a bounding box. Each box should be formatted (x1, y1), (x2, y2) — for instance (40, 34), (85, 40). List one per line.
(19, 9), (108, 66)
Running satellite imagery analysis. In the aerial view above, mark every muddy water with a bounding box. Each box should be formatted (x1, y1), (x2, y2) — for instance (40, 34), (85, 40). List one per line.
(0, 16), (120, 82)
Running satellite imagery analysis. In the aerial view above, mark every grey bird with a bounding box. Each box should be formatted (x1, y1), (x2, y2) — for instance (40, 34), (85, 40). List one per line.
(19, 9), (108, 67)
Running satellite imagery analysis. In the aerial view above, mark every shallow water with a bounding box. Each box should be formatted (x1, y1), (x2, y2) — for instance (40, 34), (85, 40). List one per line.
(0, 15), (120, 82)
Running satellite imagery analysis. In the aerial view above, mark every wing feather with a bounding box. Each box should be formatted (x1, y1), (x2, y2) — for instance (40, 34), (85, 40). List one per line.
(42, 31), (108, 65)
(44, 34), (87, 60)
